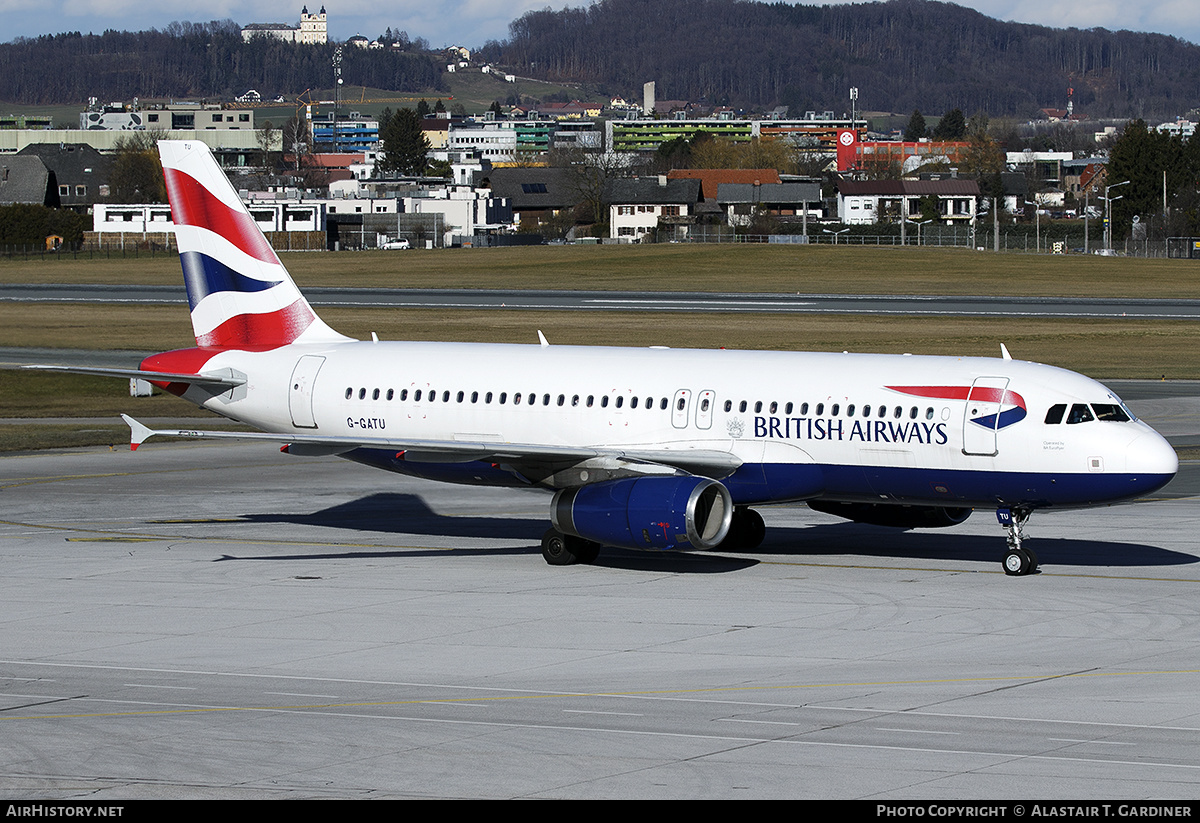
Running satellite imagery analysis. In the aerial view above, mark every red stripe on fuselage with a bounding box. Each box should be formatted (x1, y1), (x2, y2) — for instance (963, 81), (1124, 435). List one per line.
(163, 167), (279, 265)
(888, 385), (1025, 408)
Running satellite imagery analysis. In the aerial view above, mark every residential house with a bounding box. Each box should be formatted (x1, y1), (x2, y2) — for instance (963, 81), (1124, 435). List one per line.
(0, 156), (57, 207)
(606, 176), (701, 241)
(836, 179), (979, 225)
(17, 144), (113, 211)
(716, 181), (823, 227)
(476, 167), (580, 233)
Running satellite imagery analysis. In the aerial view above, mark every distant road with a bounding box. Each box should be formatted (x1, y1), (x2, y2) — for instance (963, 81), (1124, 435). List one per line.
(5, 284), (1200, 319)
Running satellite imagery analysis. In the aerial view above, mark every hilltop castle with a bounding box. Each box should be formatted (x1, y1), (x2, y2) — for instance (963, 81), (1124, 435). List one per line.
(241, 5), (328, 45)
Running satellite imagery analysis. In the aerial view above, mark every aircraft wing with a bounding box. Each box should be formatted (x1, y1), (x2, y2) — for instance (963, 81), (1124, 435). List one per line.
(121, 416), (742, 481)
(24, 365), (245, 389)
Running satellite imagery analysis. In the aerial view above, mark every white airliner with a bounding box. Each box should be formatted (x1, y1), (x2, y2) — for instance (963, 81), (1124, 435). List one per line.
(38, 141), (1178, 575)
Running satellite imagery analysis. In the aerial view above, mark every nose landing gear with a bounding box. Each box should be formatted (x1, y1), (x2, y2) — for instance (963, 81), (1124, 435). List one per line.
(998, 507), (1039, 575)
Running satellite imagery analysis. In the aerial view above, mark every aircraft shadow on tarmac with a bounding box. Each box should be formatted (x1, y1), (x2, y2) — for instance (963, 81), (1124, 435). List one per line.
(215, 492), (1196, 573)
(749, 519), (1200, 571)
(222, 492), (757, 572)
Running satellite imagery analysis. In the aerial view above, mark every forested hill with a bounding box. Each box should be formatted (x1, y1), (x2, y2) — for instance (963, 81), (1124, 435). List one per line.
(0, 21), (445, 104)
(479, 0), (1200, 119)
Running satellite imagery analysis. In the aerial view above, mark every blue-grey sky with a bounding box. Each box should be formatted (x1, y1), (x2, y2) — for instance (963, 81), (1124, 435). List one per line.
(1, 1), (1196, 49)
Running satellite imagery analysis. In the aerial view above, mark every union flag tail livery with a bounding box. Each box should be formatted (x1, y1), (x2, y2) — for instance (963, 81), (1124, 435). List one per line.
(158, 141), (348, 349)
(31, 140), (1177, 577)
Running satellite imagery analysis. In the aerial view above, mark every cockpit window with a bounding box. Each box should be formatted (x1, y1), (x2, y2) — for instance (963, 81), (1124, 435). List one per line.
(1044, 404), (1066, 424)
(1066, 403), (1094, 424)
(1092, 404), (1131, 422)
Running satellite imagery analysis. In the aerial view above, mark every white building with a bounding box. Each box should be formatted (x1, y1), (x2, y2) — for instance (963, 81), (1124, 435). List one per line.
(242, 5), (327, 44)
(402, 187), (514, 246)
(606, 177), (700, 242)
(836, 179), (980, 226)
(94, 201), (325, 235)
(448, 122), (519, 163)
(1156, 119), (1197, 139)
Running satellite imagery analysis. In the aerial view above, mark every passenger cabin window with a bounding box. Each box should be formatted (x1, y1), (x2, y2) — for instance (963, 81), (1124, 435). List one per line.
(1045, 404), (1066, 425)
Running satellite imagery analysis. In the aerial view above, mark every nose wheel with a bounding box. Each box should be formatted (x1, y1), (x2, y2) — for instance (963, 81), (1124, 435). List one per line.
(998, 508), (1039, 575)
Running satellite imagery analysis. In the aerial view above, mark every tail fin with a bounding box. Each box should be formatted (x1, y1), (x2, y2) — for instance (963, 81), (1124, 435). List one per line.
(158, 140), (349, 349)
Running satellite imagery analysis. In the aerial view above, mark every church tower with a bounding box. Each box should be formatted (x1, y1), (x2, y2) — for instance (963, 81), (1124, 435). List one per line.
(299, 5), (328, 44)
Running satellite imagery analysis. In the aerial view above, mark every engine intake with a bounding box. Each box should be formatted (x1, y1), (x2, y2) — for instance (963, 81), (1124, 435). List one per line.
(552, 476), (733, 551)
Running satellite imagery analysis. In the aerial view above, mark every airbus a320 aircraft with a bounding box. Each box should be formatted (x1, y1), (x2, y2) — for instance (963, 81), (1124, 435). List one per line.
(38, 141), (1178, 575)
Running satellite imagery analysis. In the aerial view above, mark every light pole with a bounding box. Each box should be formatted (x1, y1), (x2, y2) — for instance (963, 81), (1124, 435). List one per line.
(332, 47), (343, 153)
(1024, 200), (1040, 253)
(1104, 179), (1129, 253)
(823, 228), (850, 245)
(850, 87), (858, 139)
(906, 218), (932, 247)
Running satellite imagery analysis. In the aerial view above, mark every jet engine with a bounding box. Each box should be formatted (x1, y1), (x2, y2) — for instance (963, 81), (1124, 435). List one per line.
(551, 476), (733, 551)
(808, 500), (972, 529)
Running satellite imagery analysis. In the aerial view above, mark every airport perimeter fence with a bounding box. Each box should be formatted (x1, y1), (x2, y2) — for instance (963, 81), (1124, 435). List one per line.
(2, 232), (1190, 261)
(677, 225), (1180, 257)
(0, 243), (180, 262)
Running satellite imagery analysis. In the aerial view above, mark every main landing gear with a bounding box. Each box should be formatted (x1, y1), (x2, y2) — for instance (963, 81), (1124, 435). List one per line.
(541, 528), (601, 566)
(718, 507), (766, 551)
(998, 507), (1039, 576)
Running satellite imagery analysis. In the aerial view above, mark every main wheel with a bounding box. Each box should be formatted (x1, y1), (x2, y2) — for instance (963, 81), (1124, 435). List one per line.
(739, 508), (766, 549)
(542, 528), (576, 565)
(716, 508), (766, 551)
(541, 529), (601, 566)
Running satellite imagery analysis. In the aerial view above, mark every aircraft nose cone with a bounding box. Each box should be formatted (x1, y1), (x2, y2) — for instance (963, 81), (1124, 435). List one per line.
(1126, 430), (1178, 494)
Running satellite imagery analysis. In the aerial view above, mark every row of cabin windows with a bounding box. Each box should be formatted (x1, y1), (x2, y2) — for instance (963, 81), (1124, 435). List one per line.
(722, 398), (935, 420)
(1044, 403), (1131, 424)
(345, 386), (672, 410)
(344, 387), (934, 421)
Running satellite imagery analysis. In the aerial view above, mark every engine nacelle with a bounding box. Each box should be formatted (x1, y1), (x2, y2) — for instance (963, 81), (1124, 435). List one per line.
(808, 500), (973, 529)
(552, 476), (733, 551)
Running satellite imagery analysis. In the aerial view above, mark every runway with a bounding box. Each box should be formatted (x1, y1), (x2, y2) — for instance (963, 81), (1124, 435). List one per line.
(2, 435), (1199, 797)
(5, 283), (1200, 319)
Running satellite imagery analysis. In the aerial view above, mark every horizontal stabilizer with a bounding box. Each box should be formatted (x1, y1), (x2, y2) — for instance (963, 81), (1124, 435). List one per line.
(26, 364), (245, 389)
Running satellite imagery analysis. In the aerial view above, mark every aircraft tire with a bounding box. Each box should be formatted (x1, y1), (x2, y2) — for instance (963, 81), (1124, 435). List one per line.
(541, 529), (600, 566)
(1003, 547), (1034, 576)
(739, 509), (766, 549)
(1024, 546), (1040, 573)
(716, 508), (766, 551)
(542, 529), (577, 565)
